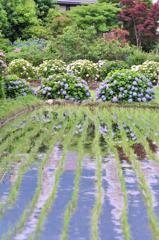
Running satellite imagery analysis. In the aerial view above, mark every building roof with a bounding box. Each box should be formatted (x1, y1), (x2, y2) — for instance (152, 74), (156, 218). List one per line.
(57, 0), (96, 5)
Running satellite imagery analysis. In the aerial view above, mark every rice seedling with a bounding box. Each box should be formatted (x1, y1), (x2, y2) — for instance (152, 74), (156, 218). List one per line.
(99, 109), (131, 240)
(91, 117), (103, 240)
(116, 116), (159, 239)
(1, 105), (159, 239)
(61, 118), (88, 240)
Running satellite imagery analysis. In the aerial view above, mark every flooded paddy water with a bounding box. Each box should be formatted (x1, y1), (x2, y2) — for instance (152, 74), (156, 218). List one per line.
(1, 105), (159, 240)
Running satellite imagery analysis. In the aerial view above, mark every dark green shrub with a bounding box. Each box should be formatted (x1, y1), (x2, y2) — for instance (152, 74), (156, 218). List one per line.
(6, 39), (48, 66)
(98, 60), (129, 81)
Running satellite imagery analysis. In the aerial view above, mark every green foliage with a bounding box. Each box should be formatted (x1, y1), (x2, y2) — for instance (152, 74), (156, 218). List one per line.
(67, 60), (99, 82)
(38, 59), (66, 78)
(126, 48), (148, 66)
(132, 61), (159, 85)
(0, 37), (12, 52)
(0, 76), (4, 98)
(96, 69), (155, 102)
(6, 38), (48, 66)
(98, 60), (129, 81)
(68, 3), (119, 33)
(34, 0), (55, 20)
(2, 0), (40, 41)
(147, 52), (159, 62)
(46, 7), (72, 37)
(0, 95), (41, 120)
(0, 1), (8, 33)
(47, 26), (97, 62)
(0, 51), (7, 98)
(39, 73), (90, 100)
(8, 59), (36, 81)
(4, 74), (33, 98)
(47, 25), (133, 63)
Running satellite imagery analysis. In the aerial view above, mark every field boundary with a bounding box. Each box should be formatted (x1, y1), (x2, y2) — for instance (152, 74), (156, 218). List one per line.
(0, 103), (43, 128)
(46, 99), (159, 110)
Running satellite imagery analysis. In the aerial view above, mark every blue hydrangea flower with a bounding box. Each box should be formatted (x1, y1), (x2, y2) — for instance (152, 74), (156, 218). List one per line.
(142, 97), (146, 102)
(119, 87), (124, 91)
(102, 95), (106, 101)
(112, 96), (118, 103)
(133, 81), (137, 85)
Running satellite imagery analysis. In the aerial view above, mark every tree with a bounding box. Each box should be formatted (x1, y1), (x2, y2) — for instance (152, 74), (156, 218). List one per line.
(119, 0), (159, 50)
(0, 1), (9, 35)
(46, 7), (72, 37)
(34, 0), (55, 20)
(67, 3), (119, 34)
(103, 28), (129, 45)
(2, 0), (40, 41)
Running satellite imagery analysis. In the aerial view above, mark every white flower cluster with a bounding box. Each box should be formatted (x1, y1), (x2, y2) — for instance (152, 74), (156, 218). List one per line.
(67, 59), (99, 82)
(8, 59), (36, 81)
(37, 60), (67, 78)
(131, 61), (159, 85)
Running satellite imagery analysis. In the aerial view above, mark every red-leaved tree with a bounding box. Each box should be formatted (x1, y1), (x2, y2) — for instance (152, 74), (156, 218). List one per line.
(119, 0), (159, 50)
(103, 28), (129, 45)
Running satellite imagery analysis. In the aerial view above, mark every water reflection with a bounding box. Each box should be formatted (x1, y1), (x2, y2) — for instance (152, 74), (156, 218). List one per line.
(122, 160), (152, 240)
(14, 144), (62, 240)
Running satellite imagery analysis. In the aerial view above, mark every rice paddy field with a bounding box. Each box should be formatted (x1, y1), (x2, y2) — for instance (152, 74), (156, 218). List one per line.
(1, 104), (159, 240)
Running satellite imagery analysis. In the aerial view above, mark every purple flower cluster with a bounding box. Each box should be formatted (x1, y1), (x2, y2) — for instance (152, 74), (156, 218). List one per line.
(5, 76), (32, 98)
(39, 73), (91, 101)
(96, 70), (155, 103)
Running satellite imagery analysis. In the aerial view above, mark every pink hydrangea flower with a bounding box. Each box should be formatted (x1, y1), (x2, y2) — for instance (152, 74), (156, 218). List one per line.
(14, 48), (21, 53)
(0, 52), (5, 57)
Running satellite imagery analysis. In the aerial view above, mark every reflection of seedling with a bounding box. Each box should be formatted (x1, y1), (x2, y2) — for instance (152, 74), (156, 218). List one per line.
(29, 115), (82, 239)
(91, 119), (103, 240)
(61, 120), (88, 240)
(117, 116), (159, 239)
(4, 113), (71, 239)
(2, 105), (159, 239)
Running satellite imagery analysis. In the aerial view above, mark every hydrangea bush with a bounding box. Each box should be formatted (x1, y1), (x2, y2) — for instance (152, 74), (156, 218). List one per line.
(38, 60), (67, 78)
(96, 69), (155, 103)
(67, 60), (99, 82)
(0, 51), (7, 98)
(132, 61), (159, 85)
(98, 60), (129, 81)
(7, 59), (36, 81)
(4, 75), (33, 98)
(39, 73), (90, 101)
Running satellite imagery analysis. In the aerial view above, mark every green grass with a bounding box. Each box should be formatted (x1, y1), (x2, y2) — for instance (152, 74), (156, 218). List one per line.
(0, 95), (42, 121)
(153, 86), (159, 104)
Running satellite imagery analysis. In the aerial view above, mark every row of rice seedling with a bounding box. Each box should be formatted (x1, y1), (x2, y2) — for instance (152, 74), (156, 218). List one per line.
(1, 105), (159, 239)
(100, 110), (131, 240)
(2, 109), (71, 240)
(29, 116), (80, 240)
(91, 117), (103, 240)
(116, 115), (159, 239)
(61, 119), (88, 240)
